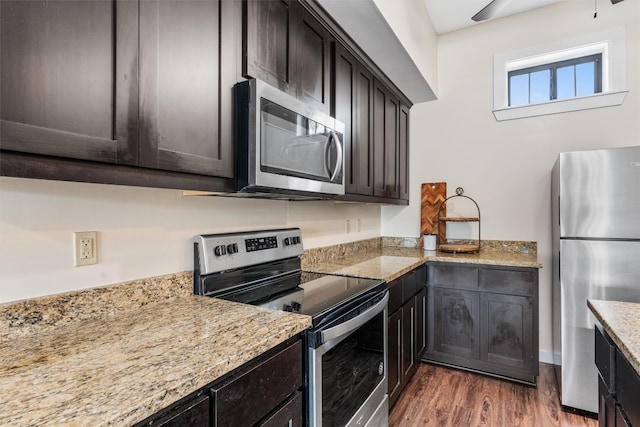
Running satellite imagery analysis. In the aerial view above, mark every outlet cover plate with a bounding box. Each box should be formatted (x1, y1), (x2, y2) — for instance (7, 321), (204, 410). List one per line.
(74, 231), (97, 266)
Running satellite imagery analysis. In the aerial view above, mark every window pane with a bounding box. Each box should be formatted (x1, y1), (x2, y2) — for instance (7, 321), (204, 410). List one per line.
(530, 70), (550, 103)
(509, 74), (529, 106)
(576, 62), (596, 96)
(557, 65), (575, 100)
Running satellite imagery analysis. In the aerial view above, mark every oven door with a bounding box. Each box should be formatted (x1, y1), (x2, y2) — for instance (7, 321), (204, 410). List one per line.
(308, 292), (388, 427)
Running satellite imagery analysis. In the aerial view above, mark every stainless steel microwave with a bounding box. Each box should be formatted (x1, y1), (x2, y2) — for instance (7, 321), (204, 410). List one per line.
(234, 79), (345, 198)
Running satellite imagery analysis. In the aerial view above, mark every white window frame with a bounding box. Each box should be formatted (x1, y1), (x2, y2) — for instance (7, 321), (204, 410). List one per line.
(493, 27), (628, 121)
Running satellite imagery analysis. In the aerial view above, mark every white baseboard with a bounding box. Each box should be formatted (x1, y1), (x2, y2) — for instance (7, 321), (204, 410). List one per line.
(539, 350), (560, 365)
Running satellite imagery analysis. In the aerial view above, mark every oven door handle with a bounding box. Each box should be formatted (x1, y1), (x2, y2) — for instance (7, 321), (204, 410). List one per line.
(320, 292), (388, 344)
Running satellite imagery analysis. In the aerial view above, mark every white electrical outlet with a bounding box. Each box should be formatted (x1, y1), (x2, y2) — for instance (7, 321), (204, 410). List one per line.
(74, 231), (98, 266)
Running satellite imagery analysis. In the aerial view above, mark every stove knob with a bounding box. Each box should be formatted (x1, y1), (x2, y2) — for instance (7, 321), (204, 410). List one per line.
(226, 243), (238, 254)
(291, 302), (301, 312)
(214, 245), (227, 256)
(283, 304), (293, 312)
(283, 237), (291, 246)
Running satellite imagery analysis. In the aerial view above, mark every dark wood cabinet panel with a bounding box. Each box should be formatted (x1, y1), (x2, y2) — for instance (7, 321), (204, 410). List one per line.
(0, 0), (138, 164)
(388, 307), (403, 408)
(244, 0), (331, 113)
(212, 339), (303, 427)
(1, 0), (236, 185)
(296, 7), (332, 113)
(414, 287), (427, 362)
(332, 43), (358, 194)
(425, 262), (539, 385)
(402, 296), (416, 380)
(388, 265), (428, 409)
(481, 292), (534, 371)
(332, 43), (375, 196)
(138, 0), (234, 178)
(354, 66), (375, 196)
(244, 0), (295, 94)
(432, 287), (480, 360)
(373, 80), (401, 199)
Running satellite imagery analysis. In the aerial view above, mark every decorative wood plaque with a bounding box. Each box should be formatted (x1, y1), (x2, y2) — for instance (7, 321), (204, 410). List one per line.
(420, 182), (446, 247)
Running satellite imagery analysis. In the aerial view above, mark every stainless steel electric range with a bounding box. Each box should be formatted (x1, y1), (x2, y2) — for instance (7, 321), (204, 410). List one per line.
(194, 228), (388, 427)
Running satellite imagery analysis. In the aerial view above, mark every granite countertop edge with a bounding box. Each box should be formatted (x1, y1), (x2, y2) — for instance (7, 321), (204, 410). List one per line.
(304, 248), (542, 282)
(0, 295), (312, 426)
(588, 299), (640, 377)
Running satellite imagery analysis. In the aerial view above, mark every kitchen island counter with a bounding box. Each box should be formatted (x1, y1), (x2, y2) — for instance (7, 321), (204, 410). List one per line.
(0, 295), (311, 426)
(588, 299), (640, 377)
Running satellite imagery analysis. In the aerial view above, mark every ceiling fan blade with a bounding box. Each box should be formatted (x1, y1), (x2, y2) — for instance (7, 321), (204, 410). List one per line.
(471, 0), (513, 22)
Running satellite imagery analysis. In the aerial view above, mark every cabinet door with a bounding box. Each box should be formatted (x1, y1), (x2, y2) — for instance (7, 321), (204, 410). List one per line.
(244, 0), (296, 96)
(0, 1), (138, 164)
(414, 287), (427, 362)
(387, 308), (402, 408)
(402, 296), (416, 382)
(398, 103), (410, 201)
(432, 287), (480, 359)
(373, 80), (399, 198)
(295, 6), (332, 113)
(480, 293), (534, 371)
(354, 66), (375, 195)
(332, 43), (357, 194)
(138, 0), (234, 178)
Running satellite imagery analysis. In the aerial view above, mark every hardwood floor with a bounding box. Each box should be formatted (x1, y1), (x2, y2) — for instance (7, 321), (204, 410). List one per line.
(389, 362), (598, 427)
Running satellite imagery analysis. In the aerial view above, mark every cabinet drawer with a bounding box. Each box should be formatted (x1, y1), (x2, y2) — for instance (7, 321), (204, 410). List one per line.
(431, 264), (479, 289)
(402, 270), (418, 303)
(212, 340), (302, 427)
(388, 279), (403, 313)
(595, 326), (616, 393)
(479, 267), (534, 295)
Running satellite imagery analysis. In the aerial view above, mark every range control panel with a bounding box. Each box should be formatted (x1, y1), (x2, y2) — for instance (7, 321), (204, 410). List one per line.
(195, 228), (304, 275)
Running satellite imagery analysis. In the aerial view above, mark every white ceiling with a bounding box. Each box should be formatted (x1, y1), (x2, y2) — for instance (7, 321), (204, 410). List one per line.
(423, 0), (563, 34)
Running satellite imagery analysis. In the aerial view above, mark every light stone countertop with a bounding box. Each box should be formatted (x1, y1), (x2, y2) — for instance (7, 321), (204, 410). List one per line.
(0, 295), (311, 426)
(588, 299), (640, 377)
(304, 247), (541, 282)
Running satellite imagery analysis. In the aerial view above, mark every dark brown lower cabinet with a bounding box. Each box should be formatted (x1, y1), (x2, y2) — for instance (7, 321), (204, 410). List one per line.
(388, 265), (427, 408)
(424, 262), (539, 385)
(134, 338), (303, 427)
(596, 325), (640, 427)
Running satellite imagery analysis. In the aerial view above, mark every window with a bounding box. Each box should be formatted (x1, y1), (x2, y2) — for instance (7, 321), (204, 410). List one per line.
(493, 28), (628, 121)
(508, 54), (602, 106)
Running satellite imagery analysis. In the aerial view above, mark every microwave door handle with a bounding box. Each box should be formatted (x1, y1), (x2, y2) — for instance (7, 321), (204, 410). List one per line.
(324, 130), (343, 182)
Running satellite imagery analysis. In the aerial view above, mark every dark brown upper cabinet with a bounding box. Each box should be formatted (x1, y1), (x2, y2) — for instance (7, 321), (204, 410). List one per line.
(373, 80), (401, 199)
(0, 1), (138, 164)
(138, 0), (236, 178)
(332, 43), (375, 196)
(244, 0), (332, 114)
(1, 0), (236, 181)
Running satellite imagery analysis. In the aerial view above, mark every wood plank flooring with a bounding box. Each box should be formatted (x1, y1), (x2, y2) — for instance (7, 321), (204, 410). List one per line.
(389, 362), (598, 427)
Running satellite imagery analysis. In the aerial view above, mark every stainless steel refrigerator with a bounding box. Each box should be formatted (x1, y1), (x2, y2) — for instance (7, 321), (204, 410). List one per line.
(552, 145), (640, 413)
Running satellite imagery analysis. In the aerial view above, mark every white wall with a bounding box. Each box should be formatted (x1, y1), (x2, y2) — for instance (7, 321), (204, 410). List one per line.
(382, 0), (640, 358)
(0, 178), (380, 303)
